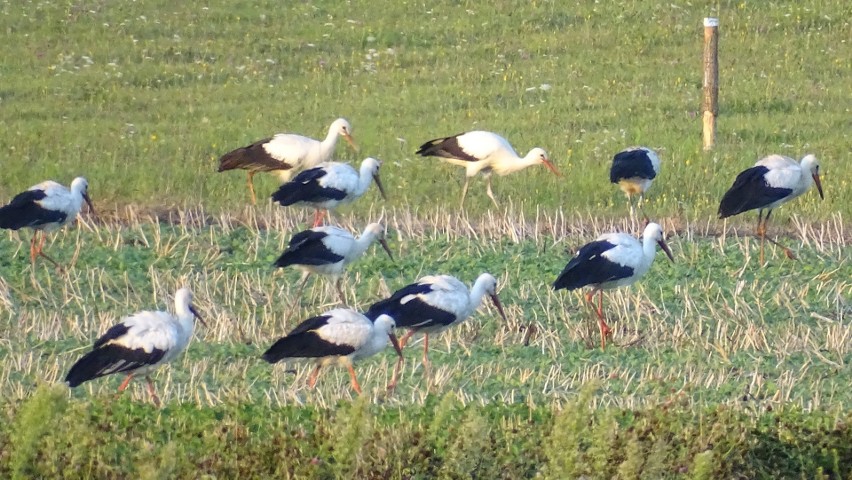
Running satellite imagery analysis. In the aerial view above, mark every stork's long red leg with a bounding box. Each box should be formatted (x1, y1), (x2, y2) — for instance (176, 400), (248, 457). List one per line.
(422, 334), (430, 367)
(29, 233), (38, 263)
(756, 210), (766, 264)
(586, 290), (611, 350)
(118, 373), (134, 393)
(145, 376), (161, 407)
(335, 277), (346, 305)
(33, 231), (61, 268)
(597, 290), (612, 350)
(397, 329), (416, 349)
(37, 251), (62, 270)
(307, 364), (322, 389)
(459, 178), (471, 209)
(247, 171), (257, 205)
(347, 364), (362, 395)
(288, 272), (311, 311)
(312, 209), (327, 227)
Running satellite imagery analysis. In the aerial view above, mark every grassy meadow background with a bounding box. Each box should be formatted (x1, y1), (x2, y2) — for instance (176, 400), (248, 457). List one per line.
(0, 0), (850, 478)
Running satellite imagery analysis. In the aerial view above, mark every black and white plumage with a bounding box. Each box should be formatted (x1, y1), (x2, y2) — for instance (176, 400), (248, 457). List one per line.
(365, 273), (508, 368)
(553, 222), (674, 350)
(64, 287), (205, 406)
(0, 177), (95, 268)
(718, 154), (823, 262)
(610, 147), (660, 214)
(218, 118), (357, 204)
(416, 131), (560, 208)
(271, 157), (386, 227)
(275, 222), (393, 306)
(261, 309), (403, 394)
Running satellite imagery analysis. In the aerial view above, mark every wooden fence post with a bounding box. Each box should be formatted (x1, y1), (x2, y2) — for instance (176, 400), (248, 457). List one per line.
(702, 17), (719, 151)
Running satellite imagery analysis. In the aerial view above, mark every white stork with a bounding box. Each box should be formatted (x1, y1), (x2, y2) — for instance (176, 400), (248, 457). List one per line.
(271, 157), (386, 226)
(416, 130), (561, 208)
(719, 154), (823, 263)
(261, 308), (403, 395)
(275, 222), (394, 307)
(218, 118), (357, 204)
(365, 273), (508, 369)
(610, 146), (660, 215)
(553, 222), (674, 350)
(64, 287), (205, 406)
(0, 177), (95, 268)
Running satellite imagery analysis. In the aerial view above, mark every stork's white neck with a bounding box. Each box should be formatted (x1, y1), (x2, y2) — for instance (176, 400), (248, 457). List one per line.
(347, 228), (379, 262)
(468, 275), (491, 310)
(173, 295), (196, 342)
(354, 162), (375, 198)
(641, 232), (659, 270)
(319, 124), (340, 159)
(493, 149), (540, 175)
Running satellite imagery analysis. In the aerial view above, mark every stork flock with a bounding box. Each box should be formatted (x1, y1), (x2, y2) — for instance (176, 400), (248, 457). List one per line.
(0, 116), (825, 404)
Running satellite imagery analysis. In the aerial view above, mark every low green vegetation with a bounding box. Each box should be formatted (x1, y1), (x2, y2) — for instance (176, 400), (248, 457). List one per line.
(0, 386), (849, 478)
(0, 214), (849, 476)
(1, 0), (850, 477)
(0, 0), (848, 219)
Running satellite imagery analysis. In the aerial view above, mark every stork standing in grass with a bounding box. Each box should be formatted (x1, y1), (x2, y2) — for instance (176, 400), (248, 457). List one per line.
(218, 118), (358, 204)
(553, 222), (674, 350)
(416, 131), (561, 208)
(65, 287), (205, 407)
(271, 157), (386, 227)
(275, 222), (393, 307)
(262, 308), (403, 394)
(365, 273), (508, 381)
(610, 146), (660, 216)
(0, 177), (95, 268)
(718, 154), (823, 263)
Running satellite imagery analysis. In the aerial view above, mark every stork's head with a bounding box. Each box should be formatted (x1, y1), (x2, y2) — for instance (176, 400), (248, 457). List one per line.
(363, 222), (394, 261)
(529, 148), (561, 176)
(70, 177), (96, 217)
(476, 273), (509, 322)
(643, 222), (674, 262)
(801, 154), (824, 200)
(361, 157), (387, 200)
(175, 287), (207, 327)
(374, 314), (404, 358)
(331, 118), (358, 152)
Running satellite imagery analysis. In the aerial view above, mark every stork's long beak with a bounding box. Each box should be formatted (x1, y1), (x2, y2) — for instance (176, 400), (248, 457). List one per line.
(343, 133), (359, 153)
(189, 305), (208, 327)
(378, 238), (395, 262)
(373, 173), (388, 200)
(388, 332), (403, 358)
(82, 193), (97, 219)
(542, 158), (562, 177)
(489, 293), (509, 321)
(813, 173), (824, 200)
(657, 239), (675, 262)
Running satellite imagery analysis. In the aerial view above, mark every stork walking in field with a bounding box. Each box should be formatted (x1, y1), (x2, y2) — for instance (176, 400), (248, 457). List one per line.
(65, 287), (205, 407)
(262, 308), (403, 394)
(416, 131), (561, 208)
(275, 222), (393, 307)
(271, 157), (386, 226)
(365, 273), (508, 375)
(553, 222), (674, 350)
(610, 146), (660, 216)
(718, 154), (823, 263)
(218, 118), (357, 204)
(0, 177), (95, 268)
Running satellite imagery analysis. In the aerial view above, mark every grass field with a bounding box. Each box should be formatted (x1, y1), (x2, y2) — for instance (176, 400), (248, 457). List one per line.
(1, 0), (851, 477)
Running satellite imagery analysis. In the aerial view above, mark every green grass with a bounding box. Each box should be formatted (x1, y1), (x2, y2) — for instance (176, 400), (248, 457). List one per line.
(1, 386), (849, 478)
(1, 0), (851, 477)
(0, 214), (848, 410)
(0, 0), (849, 219)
